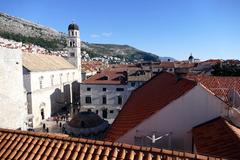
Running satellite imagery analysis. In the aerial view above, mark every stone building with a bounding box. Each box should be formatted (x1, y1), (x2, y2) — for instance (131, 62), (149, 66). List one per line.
(23, 53), (80, 128)
(0, 23), (82, 129)
(23, 23), (82, 128)
(80, 70), (131, 122)
(0, 47), (27, 129)
(105, 72), (240, 153)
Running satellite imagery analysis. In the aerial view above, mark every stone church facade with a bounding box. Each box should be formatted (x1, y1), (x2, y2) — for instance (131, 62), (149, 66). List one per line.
(0, 23), (82, 129)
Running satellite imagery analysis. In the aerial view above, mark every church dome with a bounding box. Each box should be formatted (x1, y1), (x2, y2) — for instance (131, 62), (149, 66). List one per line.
(68, 23), (79, 30)
(68, 112), (104, 128)
(188, 54), (194, 60)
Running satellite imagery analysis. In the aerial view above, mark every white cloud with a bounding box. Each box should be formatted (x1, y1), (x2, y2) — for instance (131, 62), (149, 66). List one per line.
(101, 32), (113, 37)
(90, 32), (113, 39)
(90, 34), (101, 38)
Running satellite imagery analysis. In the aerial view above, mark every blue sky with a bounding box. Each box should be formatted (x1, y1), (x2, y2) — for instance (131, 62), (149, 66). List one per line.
(0, 0), (240, 60)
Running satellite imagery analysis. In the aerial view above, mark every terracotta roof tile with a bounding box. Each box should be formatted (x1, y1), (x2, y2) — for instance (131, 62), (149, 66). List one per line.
(83, 70), (126, 85)
(0, 128), (221, 160)
(186, 75), (240, 104)
(200, 59), (223, 65)
(82, 61), (108, 73)
(105, 72), (197, 142)
(193, 117), (240, 159)
(151, 61), (175, 68)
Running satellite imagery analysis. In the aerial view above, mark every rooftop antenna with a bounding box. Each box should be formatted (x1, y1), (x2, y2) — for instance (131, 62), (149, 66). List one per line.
(146, 132), (172, 144)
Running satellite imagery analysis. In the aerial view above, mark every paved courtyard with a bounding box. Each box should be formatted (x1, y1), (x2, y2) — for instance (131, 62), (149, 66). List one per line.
(34, 119), (67, 133)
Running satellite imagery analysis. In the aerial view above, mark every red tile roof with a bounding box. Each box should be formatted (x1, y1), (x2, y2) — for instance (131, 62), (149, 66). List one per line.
(200, 59), (223, 65)
(81, 61), (108, 72)
(0, 128), (223, 160)
(193, 117), (240, 160)
(82, 70), (126, 85)
(151, 62), (175, 68)
(174, 62), (197, 68)
(105, 72), (197, 142)
(186, 75), (240, 104)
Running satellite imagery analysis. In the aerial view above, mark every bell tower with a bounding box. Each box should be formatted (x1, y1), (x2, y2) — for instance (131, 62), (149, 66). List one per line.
(67, 23), (81, 70)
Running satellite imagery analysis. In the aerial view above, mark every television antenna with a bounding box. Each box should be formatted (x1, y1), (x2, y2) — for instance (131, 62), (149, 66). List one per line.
(146, 132), (172, 144)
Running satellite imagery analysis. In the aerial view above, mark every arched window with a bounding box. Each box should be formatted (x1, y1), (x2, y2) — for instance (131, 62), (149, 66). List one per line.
(71, 31), (74, 36)
(70, 41), (72, 47)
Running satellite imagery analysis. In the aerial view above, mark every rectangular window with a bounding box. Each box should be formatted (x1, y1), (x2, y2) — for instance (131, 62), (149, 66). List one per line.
(70, 52), (75, 57)
(110, 110), (114, 113)
(102, 88), (107, 91)
(102, 96), (107, 104)
(87, 87), (91, 91)
(131, 82), (136, 87)
(118, 96), (122, 105)
(116, 88), (124, 91)
(85, 96), (92, 104)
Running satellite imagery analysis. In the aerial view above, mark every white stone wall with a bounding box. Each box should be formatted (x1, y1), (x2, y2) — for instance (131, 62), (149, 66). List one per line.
(117, 84), (230, 152)
(25, 69), (79, 92)
(0, 47), (27, 129)
(24, 69), (80, 127)
(80, 84), (131, 120)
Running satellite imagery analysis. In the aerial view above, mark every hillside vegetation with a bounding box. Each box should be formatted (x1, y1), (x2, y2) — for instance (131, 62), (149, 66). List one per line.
(0, 12), (159, 62)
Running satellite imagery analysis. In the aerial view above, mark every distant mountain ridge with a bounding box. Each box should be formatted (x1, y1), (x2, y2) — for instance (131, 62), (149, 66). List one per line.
(0, 12), (162, 62)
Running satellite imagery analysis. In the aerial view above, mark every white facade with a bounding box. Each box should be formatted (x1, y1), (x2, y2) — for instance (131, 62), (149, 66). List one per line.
(23, 23), (82, 128)
(0, 47), (27, 129)
(80, 84), (131, 121)
(116, 84), (232, 152)
(24, 69), (80, 127)
(0, 24), (82, 129)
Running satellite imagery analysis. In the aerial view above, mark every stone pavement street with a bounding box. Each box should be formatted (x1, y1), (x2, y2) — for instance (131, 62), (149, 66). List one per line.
(34, 120), (66, 134)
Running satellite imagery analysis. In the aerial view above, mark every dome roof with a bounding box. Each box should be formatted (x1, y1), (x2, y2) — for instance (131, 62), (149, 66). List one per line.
(68, 112), (104, 128)
(188, 54), (194, 60)
(68, 23), (79, 30)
